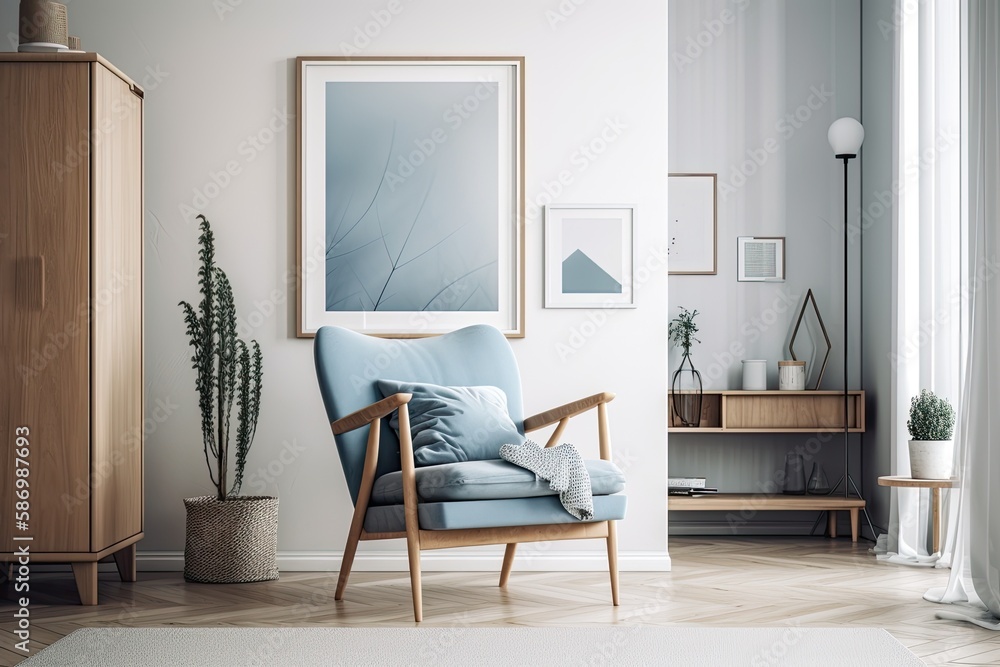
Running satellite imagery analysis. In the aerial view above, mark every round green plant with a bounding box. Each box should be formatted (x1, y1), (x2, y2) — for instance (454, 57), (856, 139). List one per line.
(906, 389), (955, 441)
(669, 307), (700, 355)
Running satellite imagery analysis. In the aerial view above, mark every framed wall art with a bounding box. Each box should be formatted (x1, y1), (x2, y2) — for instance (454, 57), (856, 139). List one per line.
(296, 56), (525, 337)
(544, 205), (636, 309)
(667, 173), (717, 274)
(737, 236), (785, 282)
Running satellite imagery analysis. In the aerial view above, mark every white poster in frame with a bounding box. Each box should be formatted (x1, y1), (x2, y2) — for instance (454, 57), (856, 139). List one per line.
(544, 205), (636, 309)
(296, 56), (525, 338)
(668, 173), (717, 274)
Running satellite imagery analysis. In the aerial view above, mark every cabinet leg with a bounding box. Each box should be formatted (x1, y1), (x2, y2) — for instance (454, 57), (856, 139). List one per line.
(113, 543), (137, 582)
(850, 508), (859, 543)
(827, 510), (838, 538)
(71, 562), (99, 606)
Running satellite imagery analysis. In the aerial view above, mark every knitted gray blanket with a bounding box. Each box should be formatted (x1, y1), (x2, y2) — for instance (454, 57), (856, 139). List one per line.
(499, 439), (594, 520)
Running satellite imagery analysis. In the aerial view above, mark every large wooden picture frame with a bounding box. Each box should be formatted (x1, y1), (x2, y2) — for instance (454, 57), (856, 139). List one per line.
(667, 173), (717, 275)
(296, 56), (525, 338)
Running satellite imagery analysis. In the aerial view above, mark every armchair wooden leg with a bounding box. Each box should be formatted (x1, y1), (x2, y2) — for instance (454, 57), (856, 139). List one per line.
(499, 543), (517, 587)
(338, 418), (381, 601)
(335, 525), (362, 600)
(406, 532), (423, 622)
(606, 521), (620, 606)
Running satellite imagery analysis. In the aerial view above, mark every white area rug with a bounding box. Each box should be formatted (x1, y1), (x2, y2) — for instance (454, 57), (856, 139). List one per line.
(20, 626), (922, 666)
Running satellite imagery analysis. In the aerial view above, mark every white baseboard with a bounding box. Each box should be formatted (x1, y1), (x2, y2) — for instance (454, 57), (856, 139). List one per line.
(137, 550), (671, 573)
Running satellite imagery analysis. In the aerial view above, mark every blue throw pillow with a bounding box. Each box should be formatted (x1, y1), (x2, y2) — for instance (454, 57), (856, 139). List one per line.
(376, 380), (524, 467)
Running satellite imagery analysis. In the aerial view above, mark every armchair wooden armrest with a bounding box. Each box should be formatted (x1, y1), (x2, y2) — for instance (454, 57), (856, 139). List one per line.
(523, 392), (616, 460)
(331, 393), (412, 435)
(523, 392), (616, 432)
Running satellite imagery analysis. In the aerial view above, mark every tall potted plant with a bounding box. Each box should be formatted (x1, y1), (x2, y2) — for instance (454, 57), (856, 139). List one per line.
(669, 306), (703, 427)
(179, 215), (277, 583)
(907, 389), (956, 480)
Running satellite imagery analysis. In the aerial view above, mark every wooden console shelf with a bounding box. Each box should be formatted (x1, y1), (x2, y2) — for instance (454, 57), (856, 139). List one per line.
(668, 391), (867, 540)
(668, 494), (865, 541)
(668, 390), (865, 433)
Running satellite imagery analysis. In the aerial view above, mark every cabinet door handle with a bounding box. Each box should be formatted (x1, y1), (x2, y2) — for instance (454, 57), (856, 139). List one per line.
(15, 256), (44, 310)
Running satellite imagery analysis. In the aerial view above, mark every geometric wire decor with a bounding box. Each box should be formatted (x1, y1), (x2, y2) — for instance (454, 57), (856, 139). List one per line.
(788, 288), (832, 390)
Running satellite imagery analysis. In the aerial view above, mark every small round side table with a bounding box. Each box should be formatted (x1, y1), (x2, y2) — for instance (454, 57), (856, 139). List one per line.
(877, 476), (958, 554)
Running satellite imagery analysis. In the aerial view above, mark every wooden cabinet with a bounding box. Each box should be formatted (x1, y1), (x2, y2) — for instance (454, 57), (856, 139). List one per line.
(0, 54), (143, 604)
(668, 391), (866, 541)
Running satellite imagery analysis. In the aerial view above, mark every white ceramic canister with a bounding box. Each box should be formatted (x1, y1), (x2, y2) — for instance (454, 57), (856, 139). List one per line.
(742, 359), (767, 391)
(778, 360), (806, 391)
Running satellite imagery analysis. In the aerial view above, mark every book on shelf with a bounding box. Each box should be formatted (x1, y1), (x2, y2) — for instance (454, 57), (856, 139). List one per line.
(668, 487), (719, 495)
(668, 477), (706, 489)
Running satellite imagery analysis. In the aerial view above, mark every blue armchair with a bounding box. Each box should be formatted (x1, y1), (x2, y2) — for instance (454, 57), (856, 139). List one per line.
(313, 325), (627, 621)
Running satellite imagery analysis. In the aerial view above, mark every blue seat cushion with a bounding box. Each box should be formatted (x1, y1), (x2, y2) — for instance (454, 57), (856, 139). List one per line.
(377, 379), (524, 466)
(364, 494), (628, 533)
(370, 458), (626, 505)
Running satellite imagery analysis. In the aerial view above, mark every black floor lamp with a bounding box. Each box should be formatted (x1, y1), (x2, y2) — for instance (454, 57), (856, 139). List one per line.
(828, 117), (866, 502)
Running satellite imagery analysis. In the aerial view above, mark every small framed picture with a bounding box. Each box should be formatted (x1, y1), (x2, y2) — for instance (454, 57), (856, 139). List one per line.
(737, 236), (785, 282)
(544, 205), (636, 308)
(668, 173), (717, 275)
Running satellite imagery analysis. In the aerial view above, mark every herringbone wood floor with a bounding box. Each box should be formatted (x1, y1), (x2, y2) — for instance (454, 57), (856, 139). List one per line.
(0, 537), (997, 665)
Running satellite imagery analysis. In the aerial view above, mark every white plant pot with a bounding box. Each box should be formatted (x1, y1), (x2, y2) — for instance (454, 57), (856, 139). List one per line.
(908, 440), (954, 480)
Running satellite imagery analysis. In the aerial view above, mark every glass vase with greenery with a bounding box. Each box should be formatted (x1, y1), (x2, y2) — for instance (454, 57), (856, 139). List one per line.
(669, 307), (703, 427)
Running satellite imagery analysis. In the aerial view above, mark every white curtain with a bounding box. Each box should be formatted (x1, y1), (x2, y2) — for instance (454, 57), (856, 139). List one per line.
(926, 0), (1000, 629)
(875, 0), (963, 566)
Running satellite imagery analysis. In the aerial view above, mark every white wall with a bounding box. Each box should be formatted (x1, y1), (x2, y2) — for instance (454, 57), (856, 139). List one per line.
(0, 0), (669, 570)
(668, 0), (863, 535)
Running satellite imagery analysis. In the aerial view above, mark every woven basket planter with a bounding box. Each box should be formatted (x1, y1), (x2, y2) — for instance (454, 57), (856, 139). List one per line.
(183, 495), (279, 584)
